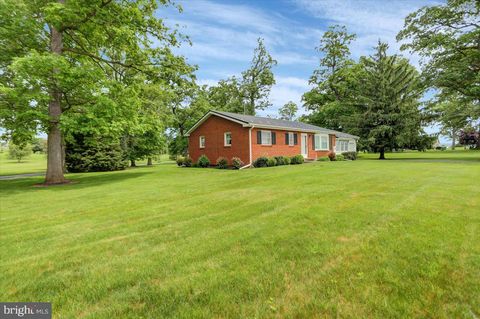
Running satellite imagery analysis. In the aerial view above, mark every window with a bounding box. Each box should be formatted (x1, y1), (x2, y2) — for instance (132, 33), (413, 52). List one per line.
(337, 140), (349, 152)
(224, 132), (232, 146)
(261, 130), (272, 145)
(199, 136), (205, 148)
(288, 132), (294, 146)
(314, 134), (329, 150)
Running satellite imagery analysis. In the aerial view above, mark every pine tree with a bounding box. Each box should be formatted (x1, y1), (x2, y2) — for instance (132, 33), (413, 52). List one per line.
(357, 42), (423, 159)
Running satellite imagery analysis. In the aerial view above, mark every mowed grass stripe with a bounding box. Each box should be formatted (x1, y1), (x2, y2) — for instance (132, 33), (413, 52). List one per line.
(1, 152), (479, 318)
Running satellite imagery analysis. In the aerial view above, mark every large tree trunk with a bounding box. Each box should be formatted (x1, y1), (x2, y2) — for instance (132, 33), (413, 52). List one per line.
(451, 128), (456, 150)
(379, 148), (385, 160)
(147, 157), (153, 166)
(45, 20), (66, 184)
(130, 159), (136, 167)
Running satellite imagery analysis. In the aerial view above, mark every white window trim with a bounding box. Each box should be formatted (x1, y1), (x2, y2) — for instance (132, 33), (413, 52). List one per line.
(199, 136), (205, 149)
(314, 134), (329, 151)
(224, 132), (232, 147)
(336, 139), (351, 152)
(288, 132), (294, 146)
(261, 130), (272, 146)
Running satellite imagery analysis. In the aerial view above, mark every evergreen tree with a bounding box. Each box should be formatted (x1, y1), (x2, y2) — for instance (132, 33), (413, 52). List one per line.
(356, 42), (423, 159)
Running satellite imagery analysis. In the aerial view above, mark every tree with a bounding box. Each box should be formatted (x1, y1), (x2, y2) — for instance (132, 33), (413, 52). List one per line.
(8, 143), (31, 162)
(459, 128), (480, 148)
(302, 25), (363, 131)
(0, 0), (183, 184)
(206, 77), (245, 114)
(278, 101), (298, 121)
(356, 42), (423, 159)
(240, 38), (277, 115)
(430, 96), (476, 149)
(397, 0), (480, 106)
(65, 133), (128, 172)
(32, 138), (47, 153)
(122, 79), (169, 167)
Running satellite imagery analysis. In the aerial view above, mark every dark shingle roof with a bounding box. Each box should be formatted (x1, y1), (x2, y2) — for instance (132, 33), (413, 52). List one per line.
(212, 110), (359, 139)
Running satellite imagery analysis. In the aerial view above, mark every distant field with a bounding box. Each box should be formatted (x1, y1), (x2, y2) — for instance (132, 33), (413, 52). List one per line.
(358, 149), (480, 161)
(0, 153), (172, 176)
(0, 152), (47, 176)
(1, 150), (479, 318)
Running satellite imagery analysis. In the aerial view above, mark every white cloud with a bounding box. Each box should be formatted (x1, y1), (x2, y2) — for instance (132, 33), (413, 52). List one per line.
(294, 0), (440, 59)
(181, 0), (280, 33)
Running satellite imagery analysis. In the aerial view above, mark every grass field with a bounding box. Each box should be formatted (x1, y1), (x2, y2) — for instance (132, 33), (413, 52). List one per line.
(1, 151), (479, 318)
(0, 152), (47, 176)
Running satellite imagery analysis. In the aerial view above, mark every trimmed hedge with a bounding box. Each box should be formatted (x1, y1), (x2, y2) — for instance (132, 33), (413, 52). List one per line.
(253, 156), (268, 168)
(274, 156), (289, 165)
(216, 157), (228, 169)
(232, 157), (244, 169)
(176, 156), (185, 166)
(183, 156), (193, 167)
(327, 151), (336, 161)
(267, 157), (277, 167)
(336, 154), (345, 161)
(342, 151), (357, 160)
(290, 154), (304, 165)
(197, 154), (210, 167)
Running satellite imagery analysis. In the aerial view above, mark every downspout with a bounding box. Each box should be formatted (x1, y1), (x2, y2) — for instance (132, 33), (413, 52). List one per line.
(239, 126), (253, 169)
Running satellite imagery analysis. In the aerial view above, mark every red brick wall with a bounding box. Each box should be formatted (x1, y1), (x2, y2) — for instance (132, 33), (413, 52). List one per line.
(251, 128), (336, 160)
(188, 115), (250, 165)
(188, 116), (338, 165)
(252, 128), (302, 159)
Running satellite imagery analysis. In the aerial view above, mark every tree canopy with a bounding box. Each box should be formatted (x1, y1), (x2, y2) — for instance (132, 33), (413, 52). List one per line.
(0, 0), (184, 183)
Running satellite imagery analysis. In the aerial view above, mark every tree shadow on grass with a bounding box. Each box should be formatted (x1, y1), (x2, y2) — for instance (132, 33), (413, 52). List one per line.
(0, 170), (152, 196)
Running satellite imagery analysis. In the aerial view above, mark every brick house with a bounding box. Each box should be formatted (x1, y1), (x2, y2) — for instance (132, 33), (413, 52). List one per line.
(186, 110), (359, 167)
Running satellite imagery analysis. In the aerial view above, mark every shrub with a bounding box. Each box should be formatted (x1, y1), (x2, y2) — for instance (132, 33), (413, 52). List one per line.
(267, 157), (277, 167)
(231, 157), (244, 169)
(342, 151), (357, 160)
(183, 156), (193, 167)
(253, 156), (268, 168)
(283, 156), (291, 165)
(197, 154), (210, 167)
(290, 154), (304, 165)
(336, 154), (345, 161)
(176, 156), (185, 166)
(216, 156), (228, 169)
(274, 156), (289, 165)
(317, 156), (329, 161)
(65, 135), (127, 172)
(327, 151), (336, 161)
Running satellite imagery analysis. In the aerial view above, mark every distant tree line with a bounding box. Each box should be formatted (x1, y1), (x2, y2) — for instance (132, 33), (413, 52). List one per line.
(0, 0), (478, 183)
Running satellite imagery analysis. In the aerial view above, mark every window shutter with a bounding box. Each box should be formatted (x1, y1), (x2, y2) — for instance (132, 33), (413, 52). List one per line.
(312, 135), (315, 150)
(272, 132), (276, 145)
(293, 133), (298, 145)
(285, 133), (288, 145)
(257, 131), (262, 144)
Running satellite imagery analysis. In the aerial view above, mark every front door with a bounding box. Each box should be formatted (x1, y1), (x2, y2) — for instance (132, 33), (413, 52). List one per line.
(301, 133), (308, 158)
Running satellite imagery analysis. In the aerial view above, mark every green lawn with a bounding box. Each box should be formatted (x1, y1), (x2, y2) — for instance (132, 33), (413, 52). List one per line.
(0, 153), (172, 176)
(1, 151), (479, 318)
(0, 152), (47, 176)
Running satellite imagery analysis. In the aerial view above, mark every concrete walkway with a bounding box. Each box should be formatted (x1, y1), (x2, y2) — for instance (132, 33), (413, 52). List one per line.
(0, 173), (44, 180)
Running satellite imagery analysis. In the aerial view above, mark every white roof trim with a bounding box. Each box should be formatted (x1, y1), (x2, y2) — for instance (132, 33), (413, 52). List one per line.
(185, 111), (250, 136)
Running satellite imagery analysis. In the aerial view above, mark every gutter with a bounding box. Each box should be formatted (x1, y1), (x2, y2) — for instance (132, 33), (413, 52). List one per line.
(239, 126), (254, 170)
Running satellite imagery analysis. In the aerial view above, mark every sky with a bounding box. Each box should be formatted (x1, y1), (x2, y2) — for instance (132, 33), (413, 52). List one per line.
(161, 0), (442, 117)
